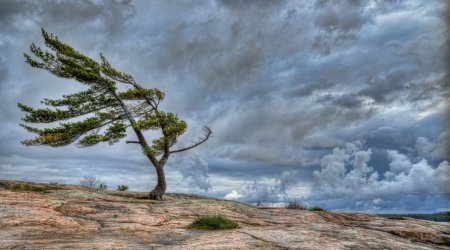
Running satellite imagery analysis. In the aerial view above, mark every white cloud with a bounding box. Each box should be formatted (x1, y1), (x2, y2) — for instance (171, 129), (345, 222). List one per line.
(224, 190), (242, 200)
(309, 141), (450, 211)
(177, 155), (211, 191)
(434, 161), (450, 193)
(385, 149), (412, 177)
(223, 170), (307, 204)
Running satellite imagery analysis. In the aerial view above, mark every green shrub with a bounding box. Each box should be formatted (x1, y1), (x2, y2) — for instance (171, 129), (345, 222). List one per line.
(117, 185), (128, 191)
(99, 183), (107, 190)
(309, 206), (326, 211)
(0, 182), (63, 192)
(285, 200), (307, 210)
(187, 215), (239, 230)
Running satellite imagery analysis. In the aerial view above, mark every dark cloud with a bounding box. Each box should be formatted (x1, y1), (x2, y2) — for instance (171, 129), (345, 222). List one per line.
(441, 1), (450, 159)
(0, 0), (135, 33)
(0, 0), (448, 212)
(0, 0), (31, 26)
(358, 70), (412, 103)
(288, 78), (334, 98)
(218, 0), (285, 11)
(329, 94), (364, 108)
(312, 0), (373, 54)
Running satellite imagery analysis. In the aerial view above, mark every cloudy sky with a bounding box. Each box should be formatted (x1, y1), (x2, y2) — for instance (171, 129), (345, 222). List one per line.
(0, 0), (449, 213)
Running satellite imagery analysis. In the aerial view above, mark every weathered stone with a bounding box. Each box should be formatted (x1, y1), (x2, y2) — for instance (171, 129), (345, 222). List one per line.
(0, 180), (449, 249)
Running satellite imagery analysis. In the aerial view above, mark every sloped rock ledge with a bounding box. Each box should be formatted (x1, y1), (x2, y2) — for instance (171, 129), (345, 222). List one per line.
(0, 180), (449, 249)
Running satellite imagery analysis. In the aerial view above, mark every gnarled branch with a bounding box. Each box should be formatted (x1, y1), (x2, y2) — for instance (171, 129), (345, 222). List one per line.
(169, 126), (212, 154)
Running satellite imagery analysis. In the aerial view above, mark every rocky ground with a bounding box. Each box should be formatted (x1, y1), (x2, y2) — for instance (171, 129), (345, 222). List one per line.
(0, 180), (449, 249)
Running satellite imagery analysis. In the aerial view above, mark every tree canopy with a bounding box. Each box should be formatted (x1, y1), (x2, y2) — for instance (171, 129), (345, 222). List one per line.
(18, 29), (212, 200)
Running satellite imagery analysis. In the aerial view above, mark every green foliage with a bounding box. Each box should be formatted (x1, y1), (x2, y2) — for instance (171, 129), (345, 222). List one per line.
(118, 88), (164, 101)
(18, 28), (192, 155)
(187, 215), (239, 230)
(308, 206), (327, 212)
(136, 111), (187, 134)
(20, 116), (111, 146)
(117, 185), (129, 191)
(142, 146), (159, 156)
(18, 92), (119, 124)
(284, 200), (327, 211)
(99, 53), (135, 84)
(136, 111), (187, 155)
(99, 184), (107, 190)
(285, 200), (308, 210)
(78, 121), (127, 147)
(18, 28), (212, 200)
(0, 182), (64, 192)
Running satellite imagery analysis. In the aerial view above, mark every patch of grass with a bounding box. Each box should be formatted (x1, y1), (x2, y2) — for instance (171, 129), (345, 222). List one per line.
(309, 206), (327, 212)
(0, 182), (64, 192)
(285, 200), (327, 211)
(187, 215), (239, 230)
(117, 185), (129, 191)
(285, 200), (307, 210)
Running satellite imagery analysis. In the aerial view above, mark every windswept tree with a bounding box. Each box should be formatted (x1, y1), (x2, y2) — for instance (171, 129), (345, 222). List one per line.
(18, 29), (212, 200)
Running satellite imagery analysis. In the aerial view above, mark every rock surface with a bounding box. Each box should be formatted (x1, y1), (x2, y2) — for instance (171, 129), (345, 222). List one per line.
(0, 180), (449, 249)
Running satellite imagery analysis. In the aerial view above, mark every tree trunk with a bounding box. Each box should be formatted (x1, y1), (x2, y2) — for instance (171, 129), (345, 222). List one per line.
(148, 165), (166, 200)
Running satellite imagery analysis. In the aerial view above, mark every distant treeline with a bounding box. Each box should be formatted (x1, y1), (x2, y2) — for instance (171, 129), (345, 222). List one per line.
(377, 212), (450, 222)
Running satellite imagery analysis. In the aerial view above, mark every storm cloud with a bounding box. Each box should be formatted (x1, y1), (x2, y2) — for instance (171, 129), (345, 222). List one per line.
(0, 0), (448, 212)
(310, 141), (450, 212)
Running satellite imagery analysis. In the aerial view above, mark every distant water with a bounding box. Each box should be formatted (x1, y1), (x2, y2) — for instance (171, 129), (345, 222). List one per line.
(437, 222), (450, 225)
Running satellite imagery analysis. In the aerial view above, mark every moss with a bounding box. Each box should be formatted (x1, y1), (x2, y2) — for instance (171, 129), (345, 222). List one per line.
(309, 206), (327, 212)
(0, 182), (64, 192)
(187, 215), (239, 230)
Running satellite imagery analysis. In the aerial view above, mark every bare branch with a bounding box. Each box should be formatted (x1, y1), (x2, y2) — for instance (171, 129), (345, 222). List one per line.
(126, 140), (140, 144)
(169, 126), (212, 154)
(80, 175), (100, 190)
